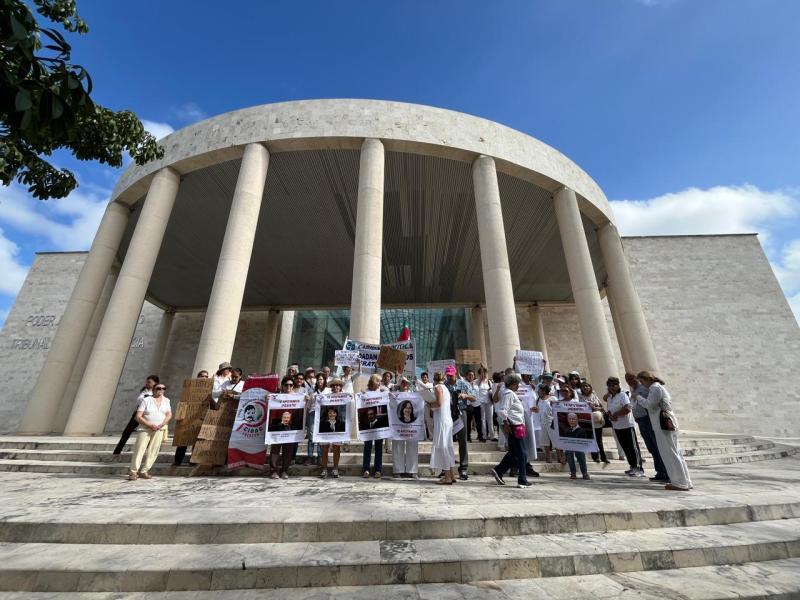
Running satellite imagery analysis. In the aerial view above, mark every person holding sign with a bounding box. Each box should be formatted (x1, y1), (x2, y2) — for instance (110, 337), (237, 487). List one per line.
(564, 412), (591, 480)
(318, 378), (347, 479)
(361, 374), (386, 479)
(269, 377), (297, 479)
(390, 378), (422, 479)
(430, 372), (457, 484)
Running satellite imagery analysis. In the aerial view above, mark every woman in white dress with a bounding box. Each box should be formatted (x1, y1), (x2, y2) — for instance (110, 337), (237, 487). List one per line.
(634, 371), (693, 491)
(430, 372), (457, 484)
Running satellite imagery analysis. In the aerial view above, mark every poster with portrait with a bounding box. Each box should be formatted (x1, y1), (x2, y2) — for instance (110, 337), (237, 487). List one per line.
(312, 392), (352, 444)
(227, 379), (272, 470)
(265, 393), (307, 444)
(549, 400), (598, 454)
(388, 392), (425, 441)
(356, 391), (392, 442)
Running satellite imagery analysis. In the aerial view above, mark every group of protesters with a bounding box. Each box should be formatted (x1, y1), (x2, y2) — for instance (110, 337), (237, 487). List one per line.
(116, 359), (692, 492)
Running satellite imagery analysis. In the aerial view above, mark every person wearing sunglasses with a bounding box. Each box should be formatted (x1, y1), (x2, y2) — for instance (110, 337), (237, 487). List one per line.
(128, 383), (171, 481)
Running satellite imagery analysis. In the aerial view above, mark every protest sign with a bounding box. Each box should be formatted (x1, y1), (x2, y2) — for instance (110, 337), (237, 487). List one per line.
(265, 394), (307, 445)
(377, 345), (408, 374)
(334, 350), (360, 368)
(549, 400), (598, 454)
(356, 391), (392, 442)
(227, 379), (271, 470)
(515, 350), (545, 376)
(388, 392), (425, 441)
(173, 378), (213, 447)
(517, 383), (538, 460)
(343, 338), (416, 378)
(427, 359), (455, 377)
(312, 392), (352, 444)
(456, 349), (482, 365)
(191, 395), (237, 466)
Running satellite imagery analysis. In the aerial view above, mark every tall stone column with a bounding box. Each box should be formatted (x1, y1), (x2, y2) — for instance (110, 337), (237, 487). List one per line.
(472, 155), (520, 371)
(597, 223), (660, 374)
(528, 304), (549, 365)
(273, 310), (295, 375)
(52, 268), (119, 433)
(553, 187), (618, 387)
(348, 138), (384, 344)
(65, 167), (181, 435)
(148, 309), (175, 375)
(193, 143), (270, 374)
(259, 309), (280, 373)
(606, 287), (633, 374)
(19, 201), (130, 434)
(469, 305), (488, 366)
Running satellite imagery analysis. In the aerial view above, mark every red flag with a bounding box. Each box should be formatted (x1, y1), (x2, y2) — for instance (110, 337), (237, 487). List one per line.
(397, 319), (411, 342)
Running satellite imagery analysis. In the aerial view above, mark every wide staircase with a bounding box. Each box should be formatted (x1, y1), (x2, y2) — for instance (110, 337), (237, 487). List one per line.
(0, 433), (798, 598)
(0, 432), (795, 477)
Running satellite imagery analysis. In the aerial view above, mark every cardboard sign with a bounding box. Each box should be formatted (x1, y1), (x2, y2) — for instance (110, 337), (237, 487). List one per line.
(334, 350), (361, 368)
(227, 386), (269, 470)
(515, 350), (545, 376)
(312, 392), (352, 444)
(456, 349), (482, 365)
(377, 345), (408, 374)
(549, 400), (599, 454)
(172, 378), (213, 447)
(190, 395), (237, 466)
(265, 394), (307, 444)
(388, 392), (425, 441)
(356, 391), (392, 442)
(343, 338), (416, 378)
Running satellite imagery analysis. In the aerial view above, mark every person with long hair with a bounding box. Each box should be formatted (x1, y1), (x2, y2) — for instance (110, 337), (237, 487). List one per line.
(430, 372), (457, 484)
(634, 371), (693, 491)
(476, 367), (495, 441)
(391, 379), (420, 479)
(577, 381), (609, 464)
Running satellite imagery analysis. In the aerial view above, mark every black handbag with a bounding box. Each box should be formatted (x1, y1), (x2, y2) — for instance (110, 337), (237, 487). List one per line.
(659, 410), (676, 431)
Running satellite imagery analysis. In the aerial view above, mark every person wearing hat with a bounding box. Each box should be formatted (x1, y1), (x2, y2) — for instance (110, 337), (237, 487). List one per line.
(212, 362), (232, 408)
(319, 378), (346, 478)
(444, 364), (469, 480)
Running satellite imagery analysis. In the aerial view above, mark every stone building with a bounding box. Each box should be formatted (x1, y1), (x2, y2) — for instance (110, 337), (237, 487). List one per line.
(1, 100), (798, 437)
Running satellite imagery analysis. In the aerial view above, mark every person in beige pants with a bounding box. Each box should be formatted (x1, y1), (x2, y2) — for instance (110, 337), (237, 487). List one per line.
(129, 384), (172, 480)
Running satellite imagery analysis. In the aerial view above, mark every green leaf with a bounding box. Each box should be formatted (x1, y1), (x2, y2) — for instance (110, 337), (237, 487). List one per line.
(9, 15), (28, 41)
(51, 94), (64, 119)
(15, 89), (32, 111)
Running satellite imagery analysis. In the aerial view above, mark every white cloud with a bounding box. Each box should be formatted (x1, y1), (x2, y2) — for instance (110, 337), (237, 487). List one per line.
(0, 183), (107, 251)
(0, 228), (30, 296)
(611, 185), (800, 324)
(141, 119), (175, 141)
(172, 102), (207, 123)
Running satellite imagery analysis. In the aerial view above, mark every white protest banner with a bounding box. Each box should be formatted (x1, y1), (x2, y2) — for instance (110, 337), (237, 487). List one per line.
(356, 391), (392, 442)
(388, 392), (426, 441)
(227, 387), (268, 470)
(549, 400), (598, 454)
(334, 350), (360, 368)
(515, 350), (545, 377)
(427, 359), (455, 377)
(344, 339), (416, 378)
(265, 393), (307, 445)
(312, 392), (352, 444)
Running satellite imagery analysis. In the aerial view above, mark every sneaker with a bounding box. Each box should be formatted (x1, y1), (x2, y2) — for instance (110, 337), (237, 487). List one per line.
(624, 468), (635, 475)
(570, 473), (577, 480)
(518, 481), (532, 488)
(582, 474), (591, 480)
(319, 469), (328, 479)
(634, 468), (646, 478)
(526, 464), (540, 477)
(374, 471), (382, 479)
(271, 472), (280, 479)
(363, 470), (371, 478)
(650, 475), (669, 482)
(280, 472), (289, 480)
(459, 472), (469, 481)
(332, 469), (339, 478)
(491, 468), (505, 485)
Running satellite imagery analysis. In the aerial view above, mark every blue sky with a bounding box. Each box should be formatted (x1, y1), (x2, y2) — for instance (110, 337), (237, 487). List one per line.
(1, 0), (799, 322)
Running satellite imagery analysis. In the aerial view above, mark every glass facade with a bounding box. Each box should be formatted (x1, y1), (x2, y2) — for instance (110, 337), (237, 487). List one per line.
(288, 308), (469, 374)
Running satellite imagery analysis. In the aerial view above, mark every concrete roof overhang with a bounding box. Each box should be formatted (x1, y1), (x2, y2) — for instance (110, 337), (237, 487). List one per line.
(111, 99), (614, 310)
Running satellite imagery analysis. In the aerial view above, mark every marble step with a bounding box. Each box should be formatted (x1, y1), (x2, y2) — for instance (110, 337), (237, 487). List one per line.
(0, 445), (795, 476)
(1, 558), (796, 599)
(1, 494), (797, 545)
(0, 440), (778, 464)
(1, 518), (798, 592)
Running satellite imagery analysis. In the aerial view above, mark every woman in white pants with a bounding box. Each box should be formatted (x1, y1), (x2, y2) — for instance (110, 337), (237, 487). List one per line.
(476, 367), (495, 441)
(128, 384), (171, 480)
(392, 379), (420, 478)
(634, 371), (692, 491)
